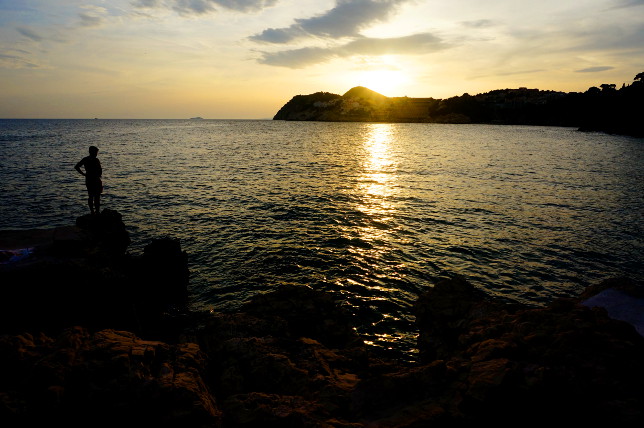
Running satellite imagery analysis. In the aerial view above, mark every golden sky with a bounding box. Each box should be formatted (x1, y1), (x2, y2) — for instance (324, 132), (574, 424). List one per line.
(1, 0), (643, 118)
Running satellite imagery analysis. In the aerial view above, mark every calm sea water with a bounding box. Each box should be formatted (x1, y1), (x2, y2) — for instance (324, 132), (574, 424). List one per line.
(1, 119), (642, 357)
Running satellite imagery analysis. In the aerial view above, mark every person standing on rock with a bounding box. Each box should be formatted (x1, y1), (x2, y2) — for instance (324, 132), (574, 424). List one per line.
(75, 145), (103, 215)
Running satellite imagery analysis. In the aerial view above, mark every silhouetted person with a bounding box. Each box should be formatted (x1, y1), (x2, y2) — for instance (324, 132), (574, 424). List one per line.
(75, 145), (103, 215)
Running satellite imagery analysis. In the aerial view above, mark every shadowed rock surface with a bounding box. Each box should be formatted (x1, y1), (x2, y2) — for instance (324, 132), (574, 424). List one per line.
(1, 212), (643, 426)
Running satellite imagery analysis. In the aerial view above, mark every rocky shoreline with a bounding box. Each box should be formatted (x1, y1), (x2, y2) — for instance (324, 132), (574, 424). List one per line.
(1, 210), (643, 426)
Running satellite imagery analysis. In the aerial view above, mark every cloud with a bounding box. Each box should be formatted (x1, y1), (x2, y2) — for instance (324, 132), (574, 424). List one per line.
(611, 0), (644, 8)
(574, 23), (644, 52)
(250, 0), (409, 44)
(78, 13), (104, 27)
(131, 0), (278, 15)
(258, 46), (335, 68)
(258, 32), (448, 68)
(497, 69), (544, 76)
(16, 26), (44, 42)
(343, 33), (446, 55)
(575, 66), (615, 73)
(461, 19), (497, 29)
(15, 24), (69, 45)
(78, 6), (109, 28)
(0, 51), (42, 69)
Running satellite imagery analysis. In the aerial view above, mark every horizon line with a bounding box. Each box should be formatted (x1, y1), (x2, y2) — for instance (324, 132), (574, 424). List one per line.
(0, 117), (274, 121)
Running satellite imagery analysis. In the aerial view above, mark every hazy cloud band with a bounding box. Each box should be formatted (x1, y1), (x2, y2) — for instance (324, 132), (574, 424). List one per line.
(251, 0), (409, 43)
(131, 0), (279, 15)
(259, 32), (448, 68)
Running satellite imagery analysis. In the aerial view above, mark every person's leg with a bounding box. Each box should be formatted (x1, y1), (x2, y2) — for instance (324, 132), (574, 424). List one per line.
(95, 194), (101, 214)
(88, 195), (94, 214)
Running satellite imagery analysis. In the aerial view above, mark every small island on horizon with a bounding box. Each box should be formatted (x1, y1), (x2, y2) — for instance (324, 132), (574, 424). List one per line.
(274, 72), (644, 138)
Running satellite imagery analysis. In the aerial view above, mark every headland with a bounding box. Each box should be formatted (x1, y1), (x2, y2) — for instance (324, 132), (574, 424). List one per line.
(274, 72), (644, 137)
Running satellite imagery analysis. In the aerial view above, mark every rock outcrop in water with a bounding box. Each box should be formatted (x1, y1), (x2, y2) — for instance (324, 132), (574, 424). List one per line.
(1, 211), (643, 426)
(274, 72), (644, 137)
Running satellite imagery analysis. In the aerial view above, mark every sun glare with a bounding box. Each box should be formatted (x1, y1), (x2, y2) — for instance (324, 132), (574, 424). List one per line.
(357, 69), (408, 96)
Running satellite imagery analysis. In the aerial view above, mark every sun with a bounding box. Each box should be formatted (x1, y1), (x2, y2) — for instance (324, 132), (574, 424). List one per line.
(356, 69), (409, 96)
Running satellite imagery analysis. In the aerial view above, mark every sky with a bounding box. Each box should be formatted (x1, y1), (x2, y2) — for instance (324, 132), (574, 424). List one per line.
(1, 0), (643, 119)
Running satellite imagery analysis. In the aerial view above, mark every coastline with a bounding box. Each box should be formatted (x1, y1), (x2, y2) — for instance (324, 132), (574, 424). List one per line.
(273, 84), (644, 138)
(1, 211), (643, 425)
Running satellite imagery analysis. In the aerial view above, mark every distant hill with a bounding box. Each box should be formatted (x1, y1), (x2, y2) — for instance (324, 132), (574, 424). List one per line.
(273, 73), (644, 137)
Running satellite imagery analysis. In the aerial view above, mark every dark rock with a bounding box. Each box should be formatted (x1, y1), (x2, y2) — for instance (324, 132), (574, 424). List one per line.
(2, 275), (644, 426)
(2, 214), (644, 426)
(0, 327), (221, 427)
(410, 276), (644, 424)
(141, 237), (190, 307)
(194, 287), (369, 424)
(414, 275), (511, 362)
(75, 208), (131, 257)
(0, 211), (188, 340)
(240, 285), (363, 349)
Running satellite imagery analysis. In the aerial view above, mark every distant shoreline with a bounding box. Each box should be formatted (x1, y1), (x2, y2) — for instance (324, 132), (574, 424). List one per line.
(273, 75), (644, 138)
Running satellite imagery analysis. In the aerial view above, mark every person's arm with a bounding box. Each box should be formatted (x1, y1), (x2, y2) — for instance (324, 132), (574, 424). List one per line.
(75, 158), (86, 176)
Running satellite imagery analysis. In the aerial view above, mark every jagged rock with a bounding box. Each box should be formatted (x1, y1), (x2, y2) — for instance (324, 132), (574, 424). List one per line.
(0, 211), (189, 340)
(1, 276), (644, 426)
(3, 214), (644, 426)
(414, 275), (508, 362)
(410, 276), (644, 424)
(0, 326), (221, 428)
(240, 285), (363, 349)
(195, 286), (368, 425)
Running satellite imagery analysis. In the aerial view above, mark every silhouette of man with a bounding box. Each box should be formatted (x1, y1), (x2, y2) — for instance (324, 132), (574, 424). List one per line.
(75, 145), (103, 215)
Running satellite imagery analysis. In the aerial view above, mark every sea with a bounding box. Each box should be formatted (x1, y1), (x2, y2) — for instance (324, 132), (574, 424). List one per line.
(1, 119), (642, 359)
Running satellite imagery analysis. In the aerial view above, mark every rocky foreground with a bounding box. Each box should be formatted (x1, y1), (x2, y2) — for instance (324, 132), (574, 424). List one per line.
(1, 210), (643, 426)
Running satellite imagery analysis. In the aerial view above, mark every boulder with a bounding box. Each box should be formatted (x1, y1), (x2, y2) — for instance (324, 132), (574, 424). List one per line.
(0, 326), (221, 427)
(0, 211), (189, 340)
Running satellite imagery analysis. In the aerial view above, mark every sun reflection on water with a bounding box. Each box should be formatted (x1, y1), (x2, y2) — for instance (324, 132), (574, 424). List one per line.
(338, 123), (406, 301)
(358, 123), (398, 217)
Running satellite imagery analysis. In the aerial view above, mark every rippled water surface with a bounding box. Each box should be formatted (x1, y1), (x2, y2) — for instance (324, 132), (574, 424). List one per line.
(1, 119), (642, 357)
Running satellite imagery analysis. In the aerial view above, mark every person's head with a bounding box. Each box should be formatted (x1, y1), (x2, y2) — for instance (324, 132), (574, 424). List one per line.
(89, 146), (99, 156)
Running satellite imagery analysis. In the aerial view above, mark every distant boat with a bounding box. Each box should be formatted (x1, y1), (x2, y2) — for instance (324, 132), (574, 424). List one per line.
(190, 117), (204, 120)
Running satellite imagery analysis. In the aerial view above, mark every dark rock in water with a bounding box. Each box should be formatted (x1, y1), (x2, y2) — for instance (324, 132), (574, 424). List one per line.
(190, 286), (370, 426)
(1, 213), (643, 426)
(415, 275), (501, 362)
(239, 285), (362, 349)
(141, 237), (190, 305)
(0, 210), (188, 340)
(75, 208), (131, 257)
(411, 276), (644, 425)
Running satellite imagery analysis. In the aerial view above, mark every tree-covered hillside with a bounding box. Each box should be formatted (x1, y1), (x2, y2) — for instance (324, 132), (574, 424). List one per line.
(274, 73), (644, 137)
